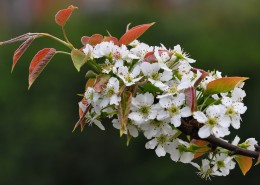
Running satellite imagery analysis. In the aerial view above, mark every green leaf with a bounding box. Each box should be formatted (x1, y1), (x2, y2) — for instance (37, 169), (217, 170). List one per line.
(71, 49), (89, 72)
(205, 77), (249, 95)
(140, 83), (163, 93)
(235, 155), (252, 175)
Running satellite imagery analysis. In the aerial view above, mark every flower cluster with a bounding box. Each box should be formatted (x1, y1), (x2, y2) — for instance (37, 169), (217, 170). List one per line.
(1, 5), (259, 179)
(77, 38), (257, 179)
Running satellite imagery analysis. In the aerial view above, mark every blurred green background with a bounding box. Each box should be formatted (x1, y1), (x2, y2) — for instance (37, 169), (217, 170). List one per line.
(0, 0), (259, 184)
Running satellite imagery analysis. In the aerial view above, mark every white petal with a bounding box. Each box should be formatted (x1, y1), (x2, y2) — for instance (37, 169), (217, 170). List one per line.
(180, 152), (194, 163)
(128, 125), (138, 137)
(218, 115), (231, 128)
(155, 145), (166, 157)
(131, 65), (141, 77)
(231, 115), (241, 129)
(145, 139), (157, 149)
(222, 97), (232, 106)
(110, 95), (121, 105)
(198, 125), (211, 138)
(112, 119), (121, 129)
(157, 110), (169, 120)
(143, 128), (157, 139)
(128, 112), (145, 123)
(180, 107), (192, 117)
(232, 135), (240, 145)
(193, 111), (207, 123)
(160, 70), (173, 81)
(233, 102), (247, 114)
(159, 97), (172, 108)
(171, 115), (181, 127)
(94, 120), (105, 130)
(169, 149), (181, 162)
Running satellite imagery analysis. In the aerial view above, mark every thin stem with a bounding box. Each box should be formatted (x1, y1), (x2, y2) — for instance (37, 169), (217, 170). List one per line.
(56, 51), (71, 56)
(62, 26), (75, 49)
(31, 33), (72, 49)
(179, 117), (260, 159)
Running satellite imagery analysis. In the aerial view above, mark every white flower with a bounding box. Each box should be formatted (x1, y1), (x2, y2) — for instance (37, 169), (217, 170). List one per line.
(244, 138), (258, 151)
(128, 92), (159, 124)
(93, 41), (115, 58)
(140, 62), (172, 89)
(154, 48), (172, 71)
(112, 119), (138, 138)
(85, 111), (105, 130)
(193, 105), (231, 138)
(157, 93), (191, 127)
(172, 44), (196, 63)
(191, 159), (217, 180)
(145, 134), (171, 157)
(130, 42), (154, 58)
(232, 88), (246, 102)
(84, 87), (100, 105)
(100, 77), (121, 107)
(117, 65), (142, 86)
(211, 153), (236, 176)
(83, 44), (94, 58)
(140, 119), (174, 139)
(221, 96), (247, 129)
(166, 139), (194, 163)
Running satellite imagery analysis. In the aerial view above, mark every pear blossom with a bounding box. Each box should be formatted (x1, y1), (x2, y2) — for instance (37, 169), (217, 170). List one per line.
(157, 94), (192, 127)
(139, 119), (174, 139)
(140, 62), (172, 89)
(193, 105), (231, 138)
(166, 139), (194, 163)
(128, 92), (160, 124)
(112, 119), (139, 138)
(117, 65), (142, 86)
(100, 77), (121, 107)
(145, 134), (173, 157)
(211, 153), (236, 176)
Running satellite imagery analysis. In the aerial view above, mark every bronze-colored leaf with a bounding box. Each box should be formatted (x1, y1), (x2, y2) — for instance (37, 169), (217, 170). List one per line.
(205, 77), (249, 95)
(28, 48), (56, 89)
(119, 23), (155, 46)
(55, 5), (77, 26)
(12, 37), (35, 72)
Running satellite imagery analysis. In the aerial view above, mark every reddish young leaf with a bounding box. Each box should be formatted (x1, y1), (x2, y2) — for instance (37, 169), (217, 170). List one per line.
(191, 139), (210, 159)
(93, 74), (110, 92)
(205, 77), (249, 95)
(55, 5), (77, 26)
(185, 87), (197, 112)
(235, 155), (253, 175)
(73, 104), (91, 132)
(0, 33), (31, 46)
(28, 48), (56, 89)
(12, 37), (35, 72)
(118, 91), (132, 135)
(119, 23), (155, 46)
(193, 71), (209, 88)
(81, 36), (90, 45)
(88, 34), (103, 45)
(144, 50), (173, 63)
(85, 78), (96, 90)
(103, 36), (119, 45)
